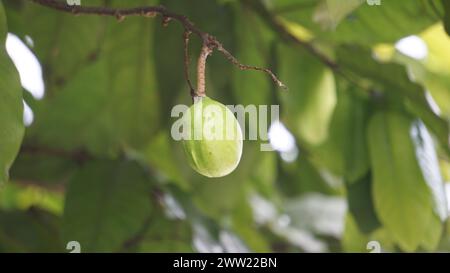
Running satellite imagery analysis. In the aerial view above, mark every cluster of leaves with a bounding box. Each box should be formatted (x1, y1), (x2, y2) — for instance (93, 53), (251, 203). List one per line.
(0, 0), (450, 252)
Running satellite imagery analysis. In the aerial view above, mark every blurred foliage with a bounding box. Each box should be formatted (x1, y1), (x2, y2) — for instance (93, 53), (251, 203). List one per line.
(0, 0), (450, 253)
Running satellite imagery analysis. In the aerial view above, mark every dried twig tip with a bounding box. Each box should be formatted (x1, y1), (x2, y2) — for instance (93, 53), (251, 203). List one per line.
(278, 81), (288, 90)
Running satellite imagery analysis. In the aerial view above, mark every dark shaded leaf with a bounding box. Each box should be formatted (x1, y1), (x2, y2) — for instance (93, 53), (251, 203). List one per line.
(62, 160), (152, 252)
(345, 173), (381, 234)
(0, 208), (63, 253)
(0, 1), (24, 184)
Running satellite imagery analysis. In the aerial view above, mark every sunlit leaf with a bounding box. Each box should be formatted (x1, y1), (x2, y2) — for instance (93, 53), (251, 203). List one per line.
(278, 44), (336, 146)
(312, 86), (370, 182)
(368, 111), (446, 251)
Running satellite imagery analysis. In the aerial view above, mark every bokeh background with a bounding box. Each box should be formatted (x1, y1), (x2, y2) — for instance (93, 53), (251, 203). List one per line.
(1, 0), (450, 253)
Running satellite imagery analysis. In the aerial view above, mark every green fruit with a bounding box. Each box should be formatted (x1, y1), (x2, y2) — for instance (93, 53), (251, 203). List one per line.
(182, 96), (243, 178)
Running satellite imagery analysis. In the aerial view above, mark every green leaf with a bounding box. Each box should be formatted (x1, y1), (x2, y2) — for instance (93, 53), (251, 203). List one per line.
(278, 44), (336, 146)
(29, 6), (160, 156)
(338, 45), (450, 153)
(315, 0), (363, 29)
(411, 120), (448, 222)
(5, 0), (106, 96)
(138, 218), (193, 252)
(232, 3), (273, 106)
(0, 1), (25, 184)
(137, 206), (193, 252)
(139, 131), (188, 189)
(279, 156), (339, 197)
(442, 0), (450, 36)
(393, 25), (450, 118)
(249, 152), (277, 198)
(0, 208), (63, 253)
(62, 160), (152, 252)
(2, 0), (449, 254)
(10, 152), (77, 185)
(155, 0), (236, 123)
(285, 194), (346, 238)
(421, 214), (443, 251)
(191, 141), (264, 219)
(341, 213), (369, 253)
(367, 111), (446, 251)
(231, 198), (271, 252)
(153, 1), (186, 123)
(0, 183), (63, 215)
(312, 86), (370, 182)
(345, 173), (381, 234)
(0, 0), (5, 36)
(274, 0), (438, 45)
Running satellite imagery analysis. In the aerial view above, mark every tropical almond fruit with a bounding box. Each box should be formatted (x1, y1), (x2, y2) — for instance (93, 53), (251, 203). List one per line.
(182, 96), (243, 178)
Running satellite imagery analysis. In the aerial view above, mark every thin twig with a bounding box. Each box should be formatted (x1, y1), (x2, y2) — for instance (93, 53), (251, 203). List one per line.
(29, 0), (287, 94)
(216, 44), (287, 89)
(183, 30), (195, 97)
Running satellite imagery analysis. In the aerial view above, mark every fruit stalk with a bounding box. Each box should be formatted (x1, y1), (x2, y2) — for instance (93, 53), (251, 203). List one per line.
(196, 44), (212, 98)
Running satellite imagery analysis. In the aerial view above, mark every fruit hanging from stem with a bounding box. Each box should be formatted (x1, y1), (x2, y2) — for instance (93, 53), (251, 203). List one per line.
(181, 44), (243, 177)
